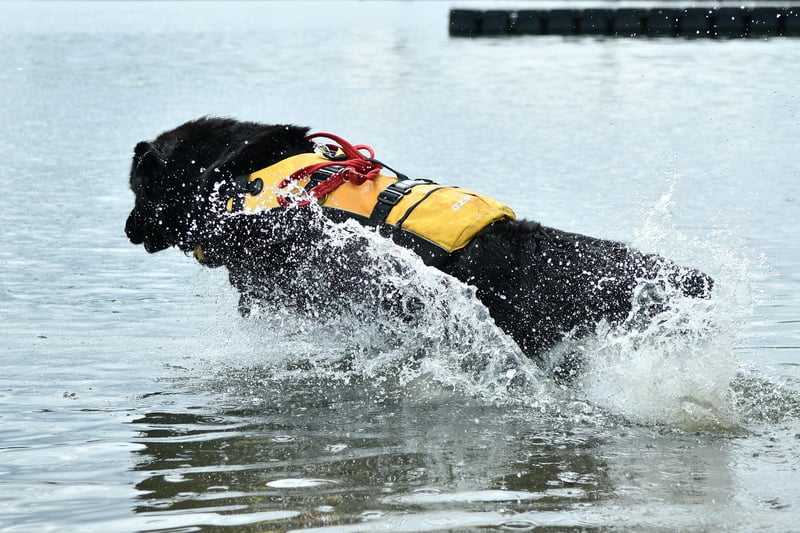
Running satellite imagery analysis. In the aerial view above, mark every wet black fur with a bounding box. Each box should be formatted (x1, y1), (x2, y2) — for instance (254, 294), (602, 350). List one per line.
(126, 117), (712, 372)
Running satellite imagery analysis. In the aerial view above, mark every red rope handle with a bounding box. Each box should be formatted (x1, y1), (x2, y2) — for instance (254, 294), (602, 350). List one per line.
(276, 132), (383, 207)
(309, 132), (376, 160)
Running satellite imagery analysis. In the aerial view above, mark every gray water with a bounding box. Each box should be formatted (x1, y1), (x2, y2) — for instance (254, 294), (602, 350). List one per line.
(2, 1), (799, 531)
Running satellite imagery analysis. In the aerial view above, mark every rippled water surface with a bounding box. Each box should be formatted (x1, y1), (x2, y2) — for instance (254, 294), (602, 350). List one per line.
(2, 1), (799, 531)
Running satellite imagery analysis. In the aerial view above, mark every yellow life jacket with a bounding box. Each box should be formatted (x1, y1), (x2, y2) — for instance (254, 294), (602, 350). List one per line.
(224, 152), (516, 263)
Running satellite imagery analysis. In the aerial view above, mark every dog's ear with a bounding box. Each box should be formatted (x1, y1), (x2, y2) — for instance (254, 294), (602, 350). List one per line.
(134, 140), (152, 158)
(130, 141), (165, 194)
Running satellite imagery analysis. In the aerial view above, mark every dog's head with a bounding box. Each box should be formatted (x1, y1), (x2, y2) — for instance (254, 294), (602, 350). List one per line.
(125, 117), (312, 263)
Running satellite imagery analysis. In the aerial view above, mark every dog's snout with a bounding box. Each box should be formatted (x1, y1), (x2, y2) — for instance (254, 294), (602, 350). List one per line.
(125, 211), (145, 244)
(126, 209), (171, 253)
(143, 239), (170, 253)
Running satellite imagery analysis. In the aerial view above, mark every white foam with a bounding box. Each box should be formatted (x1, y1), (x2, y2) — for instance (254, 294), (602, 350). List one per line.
(569, 186), (756, 429)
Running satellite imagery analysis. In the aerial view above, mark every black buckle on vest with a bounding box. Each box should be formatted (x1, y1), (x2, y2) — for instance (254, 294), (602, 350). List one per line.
(377, 179), (433, 206)
(369, 179), (434, 227)
(377, 186), (406, 206)
(304, 166), (341, 192)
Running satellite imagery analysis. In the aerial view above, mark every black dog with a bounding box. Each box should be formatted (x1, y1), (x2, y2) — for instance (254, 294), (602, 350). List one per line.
(125, 117), (712, 375)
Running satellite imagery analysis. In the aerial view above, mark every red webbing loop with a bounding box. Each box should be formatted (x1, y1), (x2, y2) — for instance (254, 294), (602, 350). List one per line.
(276, 132), (383, 207)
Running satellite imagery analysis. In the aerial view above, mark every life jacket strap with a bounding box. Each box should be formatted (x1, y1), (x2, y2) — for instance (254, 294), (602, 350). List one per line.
(368, 179), (434, 227)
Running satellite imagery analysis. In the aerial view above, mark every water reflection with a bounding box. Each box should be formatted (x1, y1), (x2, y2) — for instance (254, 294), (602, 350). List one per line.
(128, 383), (589, 528)
(127, 375), (740, 530)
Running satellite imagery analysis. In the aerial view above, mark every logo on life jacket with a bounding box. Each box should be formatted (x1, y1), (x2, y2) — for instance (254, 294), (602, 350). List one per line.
(217, 133), (516, 265)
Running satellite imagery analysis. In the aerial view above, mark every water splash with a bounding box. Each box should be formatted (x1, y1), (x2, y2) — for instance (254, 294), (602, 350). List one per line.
(569, 297), (740, 430)
(729, 367), (800, 424)
(565, 186), (755, 430)
(212, 217), (547, 405)
(196, 194), (792, 431)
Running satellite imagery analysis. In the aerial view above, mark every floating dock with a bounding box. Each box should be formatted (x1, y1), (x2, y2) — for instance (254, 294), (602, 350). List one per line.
(450, 6), (800, 37)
